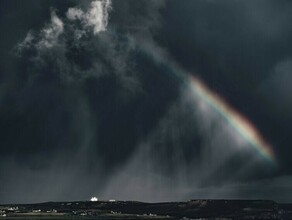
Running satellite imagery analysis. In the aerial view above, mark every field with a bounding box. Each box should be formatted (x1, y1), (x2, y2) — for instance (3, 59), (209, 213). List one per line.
(1, 199), (291, 219)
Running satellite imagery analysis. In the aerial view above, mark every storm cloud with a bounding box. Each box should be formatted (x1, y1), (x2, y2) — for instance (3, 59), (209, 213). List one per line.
(0, 0), (292, 203)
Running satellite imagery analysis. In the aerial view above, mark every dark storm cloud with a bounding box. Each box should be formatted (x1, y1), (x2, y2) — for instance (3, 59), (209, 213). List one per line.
(158, 0), (292, 170)
(0, 0), (179, 203)
(99, 0), (292, 202)
(159, 0), (292, 112)
(259, 59), (292, 117)
(1, 0), (292, 204)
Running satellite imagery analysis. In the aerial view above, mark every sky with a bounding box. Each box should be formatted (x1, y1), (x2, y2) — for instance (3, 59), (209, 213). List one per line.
(0, 0), (292, 204)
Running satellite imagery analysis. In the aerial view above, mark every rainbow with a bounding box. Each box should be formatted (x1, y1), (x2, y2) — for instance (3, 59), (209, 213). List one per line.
(189, 76), (275, 163)
(130, 39), (276, 164)
(157, 60), (275, 164)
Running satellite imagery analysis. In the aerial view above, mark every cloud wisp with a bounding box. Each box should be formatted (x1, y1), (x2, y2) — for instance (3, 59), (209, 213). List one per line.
(66, 0), (112, 35)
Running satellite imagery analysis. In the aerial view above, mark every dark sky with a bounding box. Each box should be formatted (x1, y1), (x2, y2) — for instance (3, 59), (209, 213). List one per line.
(1, 0), (292, 204)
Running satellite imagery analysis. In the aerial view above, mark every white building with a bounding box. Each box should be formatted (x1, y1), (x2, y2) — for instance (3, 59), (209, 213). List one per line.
(90, 197), (98, 202)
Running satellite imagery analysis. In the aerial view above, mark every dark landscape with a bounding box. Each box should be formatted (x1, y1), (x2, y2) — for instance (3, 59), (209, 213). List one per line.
(1, 200), (292, 219)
